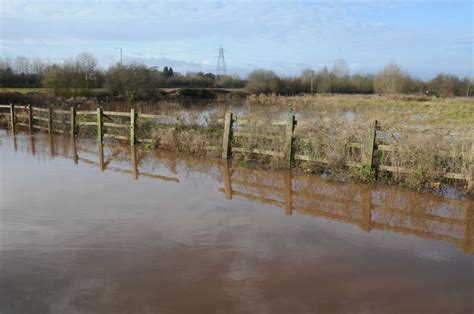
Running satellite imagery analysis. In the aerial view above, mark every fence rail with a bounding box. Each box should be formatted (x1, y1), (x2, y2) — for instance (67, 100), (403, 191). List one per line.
(1, 103), (473, 191)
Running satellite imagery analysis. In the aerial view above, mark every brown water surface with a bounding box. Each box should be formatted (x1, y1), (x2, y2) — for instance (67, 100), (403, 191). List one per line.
(0, 131), (473, 314)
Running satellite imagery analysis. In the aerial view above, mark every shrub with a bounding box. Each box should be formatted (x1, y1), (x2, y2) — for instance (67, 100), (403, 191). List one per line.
(245, 69), (284, 94)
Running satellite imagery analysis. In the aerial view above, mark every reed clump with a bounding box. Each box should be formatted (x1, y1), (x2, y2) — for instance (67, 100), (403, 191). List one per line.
(293, 119), (366, 175)
(138, 121), (223, 157)
(375, 128), (471, 190)
(231, 121), (287, 169)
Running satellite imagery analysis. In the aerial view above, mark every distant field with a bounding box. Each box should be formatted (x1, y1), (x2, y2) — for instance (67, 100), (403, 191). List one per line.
(0, 87), (245, 94)
(243, 94), (474, 130)
(1, 88), (472, 128)
(0, 88), (107, 94)
(0, 87), (48, 94)
(160, 87), (246, 92)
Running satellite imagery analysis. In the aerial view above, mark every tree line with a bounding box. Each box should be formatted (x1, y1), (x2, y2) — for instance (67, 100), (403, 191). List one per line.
(0, 53), (472, 99)
(246, 60), (473, 97)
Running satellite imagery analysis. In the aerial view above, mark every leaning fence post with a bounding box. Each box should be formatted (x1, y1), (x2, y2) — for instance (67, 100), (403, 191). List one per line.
(363, 120), (378, 171)
(130, 108), (136, 146)
(70, 107), (76, 137)
(284, 115), (296, 168)
(9, 103), (15, 133)
(97, 107), (103, 144)
(28, 104), (33, 133)
(47, 106), (53, 134)
(223, 160), (233, 199)
(222, 111), (233, 159)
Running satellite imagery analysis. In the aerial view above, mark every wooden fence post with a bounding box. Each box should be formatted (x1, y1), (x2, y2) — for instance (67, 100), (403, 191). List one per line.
(70, 107), (76, 137)
(284, 115), (295, 168)
(130, 108), (136, 146)
(363, 120), (378, 171)
(30, 134), (36, 155)
(48, 106), (53, 134)
(49, 132), (55, 157)
(222, 111), (233, 159)
(71, 136), (78, 164)
(131, 146), (138, 180)
(463, 202), (473, 254)
(9, 103), (15, 133)
(97, 107), (103, 144)
(28, 104), (33, 133)
(13, 134), (17, 151)
(361, 185), (372, 232)
(283, 171), (293, 215)
(468, 136), (474, 192)
(98, 137), (104, 172)
(223, 160), (233, 199)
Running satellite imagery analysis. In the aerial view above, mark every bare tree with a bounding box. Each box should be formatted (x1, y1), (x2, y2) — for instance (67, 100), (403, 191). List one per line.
(15, 56), (30, 74)
(332, 58), (350, 78)
(106, 63), (156, 104)
(245, 69), (283, 94)
(374, 62), (411, 94)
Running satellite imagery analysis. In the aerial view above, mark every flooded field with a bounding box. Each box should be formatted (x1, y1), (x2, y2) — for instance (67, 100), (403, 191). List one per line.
(1, 130), (473, 313)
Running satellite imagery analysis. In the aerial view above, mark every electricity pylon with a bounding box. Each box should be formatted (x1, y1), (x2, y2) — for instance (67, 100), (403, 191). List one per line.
(215, 46), (226, 85)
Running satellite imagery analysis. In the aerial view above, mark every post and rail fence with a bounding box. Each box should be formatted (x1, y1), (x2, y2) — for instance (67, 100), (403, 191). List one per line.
(1, 103), (473, 191)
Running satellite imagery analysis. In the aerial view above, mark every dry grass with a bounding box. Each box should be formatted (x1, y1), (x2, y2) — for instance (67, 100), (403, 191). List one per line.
(293, 119), (366, 175)
(376, 128), (471, 190)
(137, 120), (223, 157)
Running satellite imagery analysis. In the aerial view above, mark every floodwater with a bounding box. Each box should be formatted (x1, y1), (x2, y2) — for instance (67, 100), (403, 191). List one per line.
(0, 131), (473, 314)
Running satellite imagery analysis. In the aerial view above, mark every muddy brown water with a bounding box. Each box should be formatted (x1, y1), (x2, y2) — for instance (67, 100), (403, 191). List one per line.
(0, 130), (473, 314)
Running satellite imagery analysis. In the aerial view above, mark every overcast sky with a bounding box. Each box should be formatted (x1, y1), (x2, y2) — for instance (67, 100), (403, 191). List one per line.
(1, 0), (472, 78)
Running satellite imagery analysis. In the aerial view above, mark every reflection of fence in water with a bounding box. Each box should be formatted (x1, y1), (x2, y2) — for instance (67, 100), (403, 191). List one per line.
(219, 162), (473, 254)
(25, 133), (181, 183)
(9, 132), (474, 254)
(76, 144), (180, 183)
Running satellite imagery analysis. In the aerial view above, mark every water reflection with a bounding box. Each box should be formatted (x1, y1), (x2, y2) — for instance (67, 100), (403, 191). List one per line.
(10, 132), (474, 255)
(2, 131), (474, 313)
